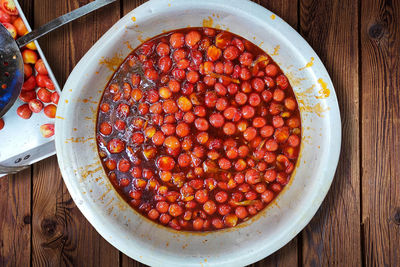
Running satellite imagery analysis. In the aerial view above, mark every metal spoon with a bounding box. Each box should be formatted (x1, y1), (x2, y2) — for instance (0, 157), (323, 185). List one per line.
(0, 0), (116, 118)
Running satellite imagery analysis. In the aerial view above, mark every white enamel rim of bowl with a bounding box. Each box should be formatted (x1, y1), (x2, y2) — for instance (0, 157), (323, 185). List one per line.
(55, 0), (341, 266)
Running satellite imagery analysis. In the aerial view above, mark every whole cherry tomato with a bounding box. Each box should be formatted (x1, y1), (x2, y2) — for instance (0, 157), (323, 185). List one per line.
(51, 92), (59, 104)
(0, 8), (11, 23)
(21, 75), (36, 91)
(19, 90), (36, 102)
(12, 17), (27, 36)
(2, 22), (16, 38)
(34, 59), (48, 75)
(16, 104), (32, 119)
(40, 124), (55, 138)
(0, 0), (19, 16)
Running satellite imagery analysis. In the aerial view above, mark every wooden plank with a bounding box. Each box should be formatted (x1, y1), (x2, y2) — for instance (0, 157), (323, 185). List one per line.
(122, 0), (148, 14)
(32, 0), (121, 266)
(31, 157), (68, 266)
(32, 157), (120, 266)
(299, 0), (362, 266)
(361, 0), (400, 266)
(0, 169), (32, 267)
(0, 1), (33, 265)
(251, 239), (298, 267)
(255, 0), (298, 29)
(250, 1), (299, 266)
(32, 0), (121, 82)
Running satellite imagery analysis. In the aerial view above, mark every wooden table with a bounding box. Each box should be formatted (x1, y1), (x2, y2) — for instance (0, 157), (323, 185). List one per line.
(1, 0), (399, 266)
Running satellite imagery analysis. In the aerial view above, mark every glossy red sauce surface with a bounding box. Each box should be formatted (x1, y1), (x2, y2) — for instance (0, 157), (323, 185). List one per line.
(96, 27), (301, 231)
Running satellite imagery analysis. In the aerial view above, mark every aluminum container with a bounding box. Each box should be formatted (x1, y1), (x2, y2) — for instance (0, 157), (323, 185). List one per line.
(0, 0), (61, 177)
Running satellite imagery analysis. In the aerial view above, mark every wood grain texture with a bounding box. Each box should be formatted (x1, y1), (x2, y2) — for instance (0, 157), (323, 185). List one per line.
(299, 0), (362, 266)
(0, 1), (33, 266)
(0, 169), (31, 267)
(31, 0), (121, 266)
(361, 0), (400, 266)
(32, 157), (71, 266)
(32, 156), (120, 267)
(255, 0), (298, 29)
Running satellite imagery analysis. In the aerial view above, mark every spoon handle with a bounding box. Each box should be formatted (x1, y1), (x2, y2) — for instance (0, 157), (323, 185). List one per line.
(16, 0), (116, 48)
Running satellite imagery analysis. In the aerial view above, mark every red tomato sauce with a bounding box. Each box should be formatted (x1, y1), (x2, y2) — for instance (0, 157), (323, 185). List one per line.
(96, 27), (301, 231)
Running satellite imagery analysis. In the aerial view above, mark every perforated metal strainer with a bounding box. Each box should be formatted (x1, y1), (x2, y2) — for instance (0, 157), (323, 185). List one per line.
(0, 23), (23, 118)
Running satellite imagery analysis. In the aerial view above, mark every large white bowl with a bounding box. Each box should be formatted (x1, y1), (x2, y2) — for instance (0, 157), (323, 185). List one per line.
(55, 0), (341, 266)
